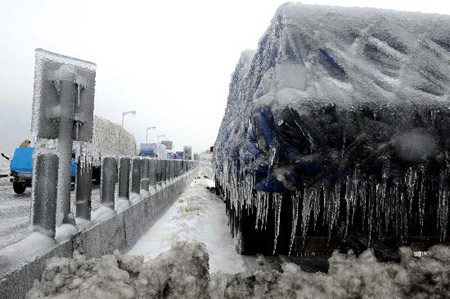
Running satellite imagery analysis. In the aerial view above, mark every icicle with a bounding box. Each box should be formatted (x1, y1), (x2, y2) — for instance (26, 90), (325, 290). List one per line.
(301, 187), (315, 245)
(272, 194), (282, 254)
(438, 168), (449, 241)
(288, 192), (300, 256)
(418, 164), (426, 236)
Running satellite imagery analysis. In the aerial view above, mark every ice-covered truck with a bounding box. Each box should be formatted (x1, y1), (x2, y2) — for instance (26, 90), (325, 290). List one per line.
(139, 143), (167, 159)
(214, 4), (450, 257)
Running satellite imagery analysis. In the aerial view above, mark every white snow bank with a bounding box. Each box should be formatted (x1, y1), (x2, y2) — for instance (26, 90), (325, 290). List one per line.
(26, 241), (450, 298)
(26, 242), (209, 299)
(91, 206), (116, 224)
(115, 198), (130, 213)
(0, 232), (55, 267)
(55, 223), (77, 243)
(129, 192), (142, 205)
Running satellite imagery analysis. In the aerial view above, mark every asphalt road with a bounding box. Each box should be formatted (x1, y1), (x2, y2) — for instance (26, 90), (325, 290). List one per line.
(0, 182), (101, 250)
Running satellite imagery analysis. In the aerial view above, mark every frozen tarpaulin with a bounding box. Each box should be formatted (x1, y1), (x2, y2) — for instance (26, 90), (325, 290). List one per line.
(214, 4), (450, 255)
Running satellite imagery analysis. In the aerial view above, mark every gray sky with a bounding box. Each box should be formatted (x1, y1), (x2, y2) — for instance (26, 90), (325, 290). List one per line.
(0, 0), (449, 155)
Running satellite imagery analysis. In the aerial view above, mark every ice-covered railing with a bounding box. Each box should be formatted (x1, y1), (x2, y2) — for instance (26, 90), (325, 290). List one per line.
(32, 155), (198, 241)
(214, 3), (450, 254)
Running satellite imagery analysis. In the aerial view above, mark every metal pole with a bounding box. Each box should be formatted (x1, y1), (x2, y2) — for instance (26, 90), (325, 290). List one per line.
(32, 153), (58, 238)
(75, 156), (92, 220)
(131, 157), (141, 194)
(140, 158), (149, 191)
(101, 157), (117, 209)
(118, 157), (131, 199)
(149, 159), (156, 186)
(56, 79), (76, 226)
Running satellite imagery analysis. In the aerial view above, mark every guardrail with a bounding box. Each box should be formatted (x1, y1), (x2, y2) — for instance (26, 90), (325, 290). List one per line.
(32, 155), (197, 237)
(0, 156), (199, 299)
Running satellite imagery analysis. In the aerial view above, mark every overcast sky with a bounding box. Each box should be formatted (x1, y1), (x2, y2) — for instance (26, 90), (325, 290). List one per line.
(1, 0), (449, 155)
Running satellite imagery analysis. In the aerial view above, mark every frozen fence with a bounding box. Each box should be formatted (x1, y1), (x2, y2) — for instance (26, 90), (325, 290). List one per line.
(0, 157), (199, 298)
(32, 156), (198, 238)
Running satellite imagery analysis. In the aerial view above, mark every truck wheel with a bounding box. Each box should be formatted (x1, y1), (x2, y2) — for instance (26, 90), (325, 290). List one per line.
(13, 182), (26, 194)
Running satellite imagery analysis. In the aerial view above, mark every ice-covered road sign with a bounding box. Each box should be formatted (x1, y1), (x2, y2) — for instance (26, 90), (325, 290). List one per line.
(31, 48), (96, 226)
(31, 48), (96, 141)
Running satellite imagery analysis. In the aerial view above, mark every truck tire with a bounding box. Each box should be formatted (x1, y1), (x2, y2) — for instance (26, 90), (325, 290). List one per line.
(13, 182), (26, 194)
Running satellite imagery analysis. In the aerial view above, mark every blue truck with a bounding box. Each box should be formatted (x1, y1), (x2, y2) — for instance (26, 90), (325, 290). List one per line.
(5, 147), (76, 194)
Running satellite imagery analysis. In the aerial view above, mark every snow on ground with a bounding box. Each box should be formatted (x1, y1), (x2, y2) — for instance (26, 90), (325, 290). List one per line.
(128, 163), (248, 274)
(0, 158), (10, 186)
(27, 240), (450, 298)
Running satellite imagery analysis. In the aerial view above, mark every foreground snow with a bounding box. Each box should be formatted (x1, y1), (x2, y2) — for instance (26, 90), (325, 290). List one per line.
(27, 241), (450, 298)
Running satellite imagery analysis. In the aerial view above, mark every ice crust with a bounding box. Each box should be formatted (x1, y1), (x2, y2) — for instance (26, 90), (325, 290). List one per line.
(27, 241), (450, 298)
(213, 3), (450, 253)
(86, 115), (137, 166)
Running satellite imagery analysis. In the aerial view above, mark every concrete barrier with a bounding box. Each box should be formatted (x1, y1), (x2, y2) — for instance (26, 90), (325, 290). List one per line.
(0, 159), (198, 299)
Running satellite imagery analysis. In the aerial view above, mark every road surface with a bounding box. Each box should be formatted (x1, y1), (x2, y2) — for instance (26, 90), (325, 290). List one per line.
(0, 182), (101, 250)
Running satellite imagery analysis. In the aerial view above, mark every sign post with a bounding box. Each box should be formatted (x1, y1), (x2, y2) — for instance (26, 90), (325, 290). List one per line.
(32, 49), (96, 226)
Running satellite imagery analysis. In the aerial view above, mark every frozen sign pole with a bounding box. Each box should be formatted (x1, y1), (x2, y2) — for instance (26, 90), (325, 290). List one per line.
(32, 49), (96, 226)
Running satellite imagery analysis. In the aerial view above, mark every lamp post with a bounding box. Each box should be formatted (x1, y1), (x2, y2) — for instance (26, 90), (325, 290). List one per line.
(157, 134), (165, 143)
(146, 126), (156, 143)
(122, 110), (136, 127)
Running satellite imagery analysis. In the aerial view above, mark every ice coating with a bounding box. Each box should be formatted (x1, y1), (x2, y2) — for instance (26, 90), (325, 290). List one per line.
(214, 4), (450, 254)
(31, 48), (96, 142)
(89, 115), (137, 165)
(26, 241), (450, 298)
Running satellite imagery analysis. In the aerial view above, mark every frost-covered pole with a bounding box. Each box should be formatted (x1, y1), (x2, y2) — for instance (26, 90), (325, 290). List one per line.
(131, 157), (141, 194)
(101, 157), (116, 209)
(149, 159), (156, 186)
(56, 74), (77, 225)
(155, 160), (162, 184)
(170, 160), (175, 180)
(140, 158), (149, 191)
(32, 153), (58, 237)
(164, 160), (169, 182)
(75, 156), (92, 220)
(118, 157), (131, 199)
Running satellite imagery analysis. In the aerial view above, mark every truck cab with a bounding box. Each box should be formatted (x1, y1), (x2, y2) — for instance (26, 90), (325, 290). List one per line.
(9, 147), (34, 194)
(9, 147), (76, 194)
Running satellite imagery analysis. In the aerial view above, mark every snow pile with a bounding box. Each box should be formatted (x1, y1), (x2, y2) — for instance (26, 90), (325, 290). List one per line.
(213, 3), (450, 253)
(91, 206), (116, 224)
(26, 242), (210, 299)
(27, 242), (450, 298)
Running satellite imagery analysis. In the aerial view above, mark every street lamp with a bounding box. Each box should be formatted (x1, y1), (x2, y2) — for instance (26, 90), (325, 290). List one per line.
(146, 126), (156, 143)
(157, 134), (165, 143)
(122, 110), (136, 127)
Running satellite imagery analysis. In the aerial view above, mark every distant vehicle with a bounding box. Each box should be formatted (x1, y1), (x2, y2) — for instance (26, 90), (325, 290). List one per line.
(161, 140), (173, 150)
(140, 143), (167, 159)
(8, 147), (76, 194)
(176, 151), (184, 160)
(183, 146), (192, 160)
